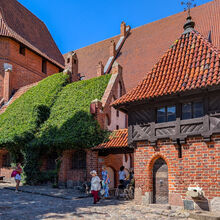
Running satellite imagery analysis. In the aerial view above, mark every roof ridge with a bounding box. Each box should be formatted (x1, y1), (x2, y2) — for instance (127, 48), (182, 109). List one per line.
(113, 28), (220, 107)
(130, 1), (214, 33)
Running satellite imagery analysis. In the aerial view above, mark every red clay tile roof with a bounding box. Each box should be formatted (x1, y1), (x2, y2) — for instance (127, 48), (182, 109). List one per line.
(0, 0), (64, 68)
(93, 129), (128, 150)
(112, 29), (220, 107)
(67, 0), (220, 92)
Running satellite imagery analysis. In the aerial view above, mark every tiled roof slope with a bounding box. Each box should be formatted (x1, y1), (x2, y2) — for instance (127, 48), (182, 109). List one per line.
(0, 0), (64, 67)
(112, 30), (220, 107)
(69, 0), (220, 91)
(93, 129), (128, 150)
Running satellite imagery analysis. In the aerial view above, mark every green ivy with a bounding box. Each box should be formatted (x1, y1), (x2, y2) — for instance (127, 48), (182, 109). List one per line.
(0, 73), (111, 184)
(31, 74), (111, 150)
(0, 73), (69, 148)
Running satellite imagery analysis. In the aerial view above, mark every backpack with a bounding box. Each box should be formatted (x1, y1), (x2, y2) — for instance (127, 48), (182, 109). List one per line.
(11, 170), (17, 178)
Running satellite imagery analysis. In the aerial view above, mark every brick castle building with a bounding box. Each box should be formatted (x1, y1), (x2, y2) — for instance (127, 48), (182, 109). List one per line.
(0, 0), (64, 179)
(0, 0), (219, 212)
(113, 15), (220, 211)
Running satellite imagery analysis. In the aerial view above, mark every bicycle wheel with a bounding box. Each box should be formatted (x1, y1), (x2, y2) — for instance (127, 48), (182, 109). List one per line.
(128, 186), (134, 199)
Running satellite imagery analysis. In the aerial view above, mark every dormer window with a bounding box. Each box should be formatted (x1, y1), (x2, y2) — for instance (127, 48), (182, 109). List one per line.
(19, 44), (25, 56)
(182, 102), (204, 120)
(157, 106), (176, 123)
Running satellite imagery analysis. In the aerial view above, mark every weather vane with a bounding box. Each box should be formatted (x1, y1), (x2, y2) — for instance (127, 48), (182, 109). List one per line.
(181, 0), (196, 17)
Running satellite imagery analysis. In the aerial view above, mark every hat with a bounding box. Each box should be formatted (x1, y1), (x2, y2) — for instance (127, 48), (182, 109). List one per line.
(90, 170), (97, 175)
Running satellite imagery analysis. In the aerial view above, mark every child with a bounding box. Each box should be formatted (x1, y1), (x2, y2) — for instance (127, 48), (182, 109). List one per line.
(90, 170), (101, 204)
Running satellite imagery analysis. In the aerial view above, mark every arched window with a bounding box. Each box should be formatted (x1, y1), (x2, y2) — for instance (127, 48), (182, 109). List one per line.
(72, 150), (86, 169)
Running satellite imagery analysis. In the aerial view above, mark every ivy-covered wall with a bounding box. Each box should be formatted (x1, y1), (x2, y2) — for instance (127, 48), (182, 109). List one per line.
(0, 73), (111, 184)
(32, 74), (111, 150)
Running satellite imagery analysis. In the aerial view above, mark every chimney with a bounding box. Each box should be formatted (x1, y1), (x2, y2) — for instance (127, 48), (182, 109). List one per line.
(120, 21), (126, 37)
(3, 63), (12, 102)
(110, 40), (116, 57)
(97, 61), (104, 77)
(64, 51), (79, 82)
(111, 62), (122, 75)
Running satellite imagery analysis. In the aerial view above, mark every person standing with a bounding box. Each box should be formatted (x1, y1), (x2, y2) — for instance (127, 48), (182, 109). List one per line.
(14, 163), (22, 193)
(119, 166), (128, 187)
(90, 170), (101, 204)
(101, 166), (110, 198)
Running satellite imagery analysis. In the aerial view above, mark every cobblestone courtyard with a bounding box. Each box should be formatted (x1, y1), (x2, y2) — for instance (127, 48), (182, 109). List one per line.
(0, 184), (194, 220)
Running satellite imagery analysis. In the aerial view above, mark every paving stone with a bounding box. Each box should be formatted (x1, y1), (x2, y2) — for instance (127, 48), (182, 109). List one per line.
(0, 185), (193, 220)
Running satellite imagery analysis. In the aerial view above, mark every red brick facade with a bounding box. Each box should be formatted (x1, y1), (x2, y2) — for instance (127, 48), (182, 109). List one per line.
(0, 149), (13, 180)
(0, 37), (60, 100)
(134, 135), (220, 209)
(57, 149), (98, 186)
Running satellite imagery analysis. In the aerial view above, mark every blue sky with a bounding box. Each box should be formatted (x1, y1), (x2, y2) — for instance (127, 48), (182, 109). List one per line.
(18, 0), (211, 54)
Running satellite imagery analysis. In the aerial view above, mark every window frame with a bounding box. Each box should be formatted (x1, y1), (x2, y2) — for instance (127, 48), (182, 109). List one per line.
(181, 101), (204, 120)
(156, 105), (176, 123)
(42, 59), (47, 74)
(19, 44), (25, 56)
(72, 150), (86, 169)
(2, 153), (11, 168)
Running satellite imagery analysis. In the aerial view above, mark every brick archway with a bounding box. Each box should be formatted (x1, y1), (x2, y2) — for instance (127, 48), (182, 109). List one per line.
(146, 153), (170, 203)
(152, 158), (168, 203)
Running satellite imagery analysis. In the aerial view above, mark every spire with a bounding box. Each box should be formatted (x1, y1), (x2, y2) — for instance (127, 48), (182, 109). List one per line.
(181, 0), (196, 34)
(183, 16), (195, 33)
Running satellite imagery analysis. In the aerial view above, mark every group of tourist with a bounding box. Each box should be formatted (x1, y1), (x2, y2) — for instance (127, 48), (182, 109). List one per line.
(11, 163), (134, 205)
(90, 165), (134, 204)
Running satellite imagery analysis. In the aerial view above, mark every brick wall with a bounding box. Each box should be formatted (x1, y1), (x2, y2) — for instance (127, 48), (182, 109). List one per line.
(0, 37), (60, 98)
(0, 149), (13, 180)
(58, 149), (98, 186)
(134, 135), (220, 208)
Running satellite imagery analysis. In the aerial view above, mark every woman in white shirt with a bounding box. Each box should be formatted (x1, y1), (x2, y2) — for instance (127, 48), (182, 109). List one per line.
(90, 170), (101, 204)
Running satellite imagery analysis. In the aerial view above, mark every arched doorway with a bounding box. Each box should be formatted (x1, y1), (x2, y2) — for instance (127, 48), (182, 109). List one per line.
(153, 158), (168, 204)
(106, 167), (115, 189)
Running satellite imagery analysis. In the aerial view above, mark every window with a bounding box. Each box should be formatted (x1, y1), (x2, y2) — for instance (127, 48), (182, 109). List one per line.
(157, 106), (176, 123)
(182, 102), (204, 120)
(73, 59), (77, 64)
(19, 44), (25, 55)
(105, 114), (110, 126)
(116, 110), (119, 117)
(193, 102), (204, 118)
(42, 59), (47, 74)
(182, 103), (192, 120)
(2, 153), (11, 167)
(46, 153), (58, 170)
(67, 58), (70, 63)
(116, 125), (119, 130)
(72, 150), (86, 169)
(118, 81), (123, 97)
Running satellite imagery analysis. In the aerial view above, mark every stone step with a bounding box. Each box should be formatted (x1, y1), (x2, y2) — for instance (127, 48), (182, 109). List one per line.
(148, 204), (171, 210)
(189, 211), (220, 220)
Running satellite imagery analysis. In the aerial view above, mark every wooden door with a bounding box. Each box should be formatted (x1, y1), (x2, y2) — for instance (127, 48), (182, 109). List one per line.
(153, 158), (168, 204)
